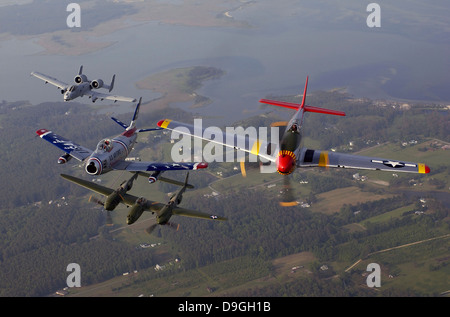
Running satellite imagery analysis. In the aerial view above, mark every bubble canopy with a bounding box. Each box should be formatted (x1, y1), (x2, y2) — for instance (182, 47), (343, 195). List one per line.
(96, 139), (113, 152)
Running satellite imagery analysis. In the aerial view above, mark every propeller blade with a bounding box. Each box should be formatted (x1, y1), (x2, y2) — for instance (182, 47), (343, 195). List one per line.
(89, 195), (104, 206)
(240, 160), (247, 177)
(239, 160), (262, 178)
(270, 121), (288, 127)
(166, 222), (180, 231)
(146, 223), (158, 235)
(105, 210), (113, 226)
(279, 176), (298, 207)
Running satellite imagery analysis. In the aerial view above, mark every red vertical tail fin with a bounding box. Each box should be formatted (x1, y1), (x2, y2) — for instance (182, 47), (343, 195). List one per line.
(300, 76), (308, 109)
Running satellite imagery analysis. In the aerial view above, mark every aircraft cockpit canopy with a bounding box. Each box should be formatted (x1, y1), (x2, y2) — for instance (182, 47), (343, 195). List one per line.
(136, 197), (147, 206)
(96, 139), (113, 152)
(68, 85), (76, 92)
(289, 123), (300, 133)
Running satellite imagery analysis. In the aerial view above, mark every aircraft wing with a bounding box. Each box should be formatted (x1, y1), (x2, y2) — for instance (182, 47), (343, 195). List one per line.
(172, 207), (227, 221)
(157, 119), (277, 163)
(86, 90), (137, 103)
(31, 72), (69, 91)
(298, 148), (430, 174)
(60, 173), (161, 208)
(36, 129), (93, 161)
(112, 160), (208, 172)
(61, 173), (116, 197)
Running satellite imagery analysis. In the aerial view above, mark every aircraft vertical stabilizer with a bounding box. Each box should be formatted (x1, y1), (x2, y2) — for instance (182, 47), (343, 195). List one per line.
(109, 74), (115, 92)
(300, 75), (308, 109)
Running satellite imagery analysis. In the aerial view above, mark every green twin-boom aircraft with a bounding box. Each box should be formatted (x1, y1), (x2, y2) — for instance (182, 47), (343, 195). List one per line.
(61, 172), (227, 233)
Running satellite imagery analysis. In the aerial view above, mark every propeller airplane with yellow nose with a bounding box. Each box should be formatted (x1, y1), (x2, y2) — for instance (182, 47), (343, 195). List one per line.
(157, 77), (430, 206)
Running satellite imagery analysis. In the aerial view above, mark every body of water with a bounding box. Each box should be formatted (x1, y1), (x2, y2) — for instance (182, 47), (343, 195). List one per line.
(1, 1), (449, 125)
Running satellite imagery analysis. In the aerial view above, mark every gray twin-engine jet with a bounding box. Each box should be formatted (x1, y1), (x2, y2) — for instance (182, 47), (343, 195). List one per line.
(31, 65), (136, 103)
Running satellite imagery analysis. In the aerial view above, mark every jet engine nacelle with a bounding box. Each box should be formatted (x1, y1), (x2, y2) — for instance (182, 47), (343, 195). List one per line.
(74, 74), (88, 84)
(85, 158), (102, 175)
(58, 153), (72, 164)
(91, 79), (103, 89)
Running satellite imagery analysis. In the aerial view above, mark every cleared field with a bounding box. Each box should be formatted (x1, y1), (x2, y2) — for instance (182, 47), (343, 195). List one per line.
(311, 186), (395, 215)
(272, 252), (316, 275)
(360, 204), (416, 226)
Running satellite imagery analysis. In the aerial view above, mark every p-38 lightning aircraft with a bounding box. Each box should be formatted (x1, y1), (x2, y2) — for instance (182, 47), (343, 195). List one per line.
(61, 172), (226, 232)
(37, 98), (208, 183)
(31, 65), (136, 103)
(157, 77), (430, 205)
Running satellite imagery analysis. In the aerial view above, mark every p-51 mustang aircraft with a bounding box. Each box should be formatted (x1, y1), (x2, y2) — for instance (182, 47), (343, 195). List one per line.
(31, 65), (136, 103)
(61, 172), (227, 233)
(157, 77), (430, 205)
(37, 98), (208, 183)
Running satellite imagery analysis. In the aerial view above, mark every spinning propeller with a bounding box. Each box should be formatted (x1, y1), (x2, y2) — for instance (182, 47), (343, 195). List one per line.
(89, 195), (114, 226)
(239, 121), (299, 207)
(146, 221), (180, 235)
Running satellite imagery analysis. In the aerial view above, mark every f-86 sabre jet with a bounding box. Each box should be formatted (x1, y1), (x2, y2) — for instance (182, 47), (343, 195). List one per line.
(36, 98), (208, 183)
(60, 172), (226, 232)
(31, 65), (136, 103)
(157, 77), (430, 205)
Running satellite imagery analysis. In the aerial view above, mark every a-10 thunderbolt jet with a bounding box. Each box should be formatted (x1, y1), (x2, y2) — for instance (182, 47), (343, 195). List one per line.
(157, 77), (430, 205)
(60, 172), (227, 233)
(31, 65), (136, 103)
(36, 98), (208, 183)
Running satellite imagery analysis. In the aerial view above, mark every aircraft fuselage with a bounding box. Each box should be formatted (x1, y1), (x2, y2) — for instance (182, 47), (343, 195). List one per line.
(104, 173), (138, 211)
(64, 82), (92, 101)
(155, 187), (185, 225)
(277, 108), (305, 175)
(85, 129), (137, 176)
(127, 197), (146, 224)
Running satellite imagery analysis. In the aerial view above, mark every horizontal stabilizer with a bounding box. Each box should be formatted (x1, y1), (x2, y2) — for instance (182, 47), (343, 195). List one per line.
(259, 99), (300, 110)
(304, 105), (346, 116)
(111, 117), (129, 129)
(259, 99), (345, 116)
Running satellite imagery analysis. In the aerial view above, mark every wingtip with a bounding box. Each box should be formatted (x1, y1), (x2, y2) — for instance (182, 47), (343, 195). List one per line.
(195, 162), (208, 169)
(419, 164), (430, 174)
(157, 119), (172, 128)
(36, 128), (49, 136)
